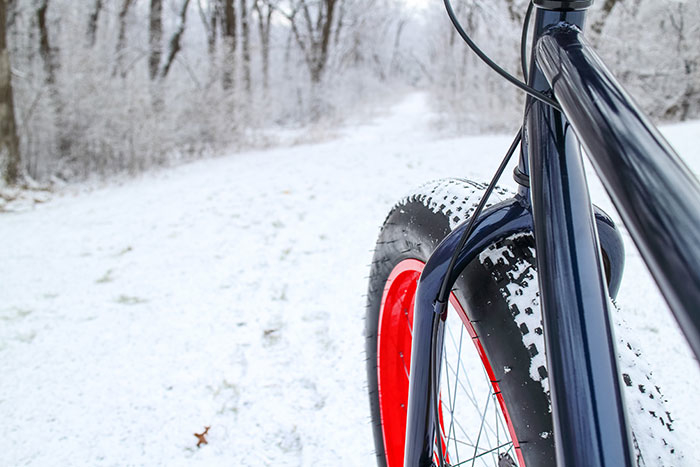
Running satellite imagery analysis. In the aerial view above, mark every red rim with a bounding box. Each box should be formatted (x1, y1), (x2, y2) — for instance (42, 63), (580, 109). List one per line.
(377, 259), (525, 467)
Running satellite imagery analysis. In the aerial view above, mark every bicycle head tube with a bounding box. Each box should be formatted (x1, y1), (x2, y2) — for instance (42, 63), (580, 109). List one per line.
(533, 0), (593, 10)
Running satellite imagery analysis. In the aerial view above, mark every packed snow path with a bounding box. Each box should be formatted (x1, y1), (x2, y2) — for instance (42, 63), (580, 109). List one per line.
(2, 94), (699, 465)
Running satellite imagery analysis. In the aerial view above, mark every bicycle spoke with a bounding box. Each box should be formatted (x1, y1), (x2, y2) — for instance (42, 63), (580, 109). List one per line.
(469, 380), (492, 466)
(495, 395), (500, 461)
(493, 392), (511, 448)
(446, 326), (480, 410)
(443, 355), (459, 463)
(445, 322), (464, 461)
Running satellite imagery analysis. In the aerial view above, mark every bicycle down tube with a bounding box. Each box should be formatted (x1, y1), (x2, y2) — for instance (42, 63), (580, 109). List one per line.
(400, 1), (691, 466)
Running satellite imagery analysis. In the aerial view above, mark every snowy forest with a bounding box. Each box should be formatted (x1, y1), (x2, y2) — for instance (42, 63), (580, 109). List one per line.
(2, 1), (700, 465)
(0, 0), (698, 185)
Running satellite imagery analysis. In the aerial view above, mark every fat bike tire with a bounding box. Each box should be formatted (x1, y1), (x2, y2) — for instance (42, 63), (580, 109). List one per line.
(365, 179), (553, 467)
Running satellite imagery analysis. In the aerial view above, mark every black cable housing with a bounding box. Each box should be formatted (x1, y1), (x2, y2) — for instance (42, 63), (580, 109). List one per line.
(521, 1), (535, 80)
(436, 129), (522, 304)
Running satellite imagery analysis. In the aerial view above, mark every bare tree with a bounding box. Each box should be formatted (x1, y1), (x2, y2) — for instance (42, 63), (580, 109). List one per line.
(36, 0), (57, 85)
(36, 0), (72, 158)
(0, 0), (20, 184)
(149, 0), (162, 80)
(220, 0), (236, 90)
(253, 0), (274, 91)
(240, 0), (251, 93)
(197, 0), (219, 57)
(114, 0), (134, 76)
(389, 17), (407, 76)
(161, 0), (191, 78)
(86, 0), (103, 48)
(283, 0), (340, 83)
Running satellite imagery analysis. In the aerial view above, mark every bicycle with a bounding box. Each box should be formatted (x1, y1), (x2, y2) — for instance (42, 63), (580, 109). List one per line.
(365, 1), (700, 466)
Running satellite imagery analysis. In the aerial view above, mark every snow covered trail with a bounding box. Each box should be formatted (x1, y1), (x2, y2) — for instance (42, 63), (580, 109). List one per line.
(1, 93), (699, 466)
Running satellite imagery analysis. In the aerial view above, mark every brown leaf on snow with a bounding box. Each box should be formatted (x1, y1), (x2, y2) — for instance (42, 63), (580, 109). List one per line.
(194, 426), (210, 447)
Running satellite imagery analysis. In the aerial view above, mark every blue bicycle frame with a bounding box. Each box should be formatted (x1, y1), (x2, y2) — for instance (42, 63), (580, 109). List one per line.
(404, 1), (700, 466)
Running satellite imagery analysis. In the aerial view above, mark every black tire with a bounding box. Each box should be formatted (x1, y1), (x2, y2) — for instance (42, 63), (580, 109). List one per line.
(365, 179), (553, 467)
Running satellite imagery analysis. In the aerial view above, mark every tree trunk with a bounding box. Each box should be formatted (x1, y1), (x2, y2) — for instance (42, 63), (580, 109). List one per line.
(86, 0), (103, 48)
(149, 0), (162, 80)
(161, 0), (191, 78)
(240, 0), (251, 93)
(37, 0), (71, 159)
(312, 0), (337, 83)
(37, 0), (57, 85)
(389, 18), (405, 76)
(209, 7), (218, 57)
(197, 0), (218, 57)
(254, 0), (272, 91)
(221, 0), (236, 90)
(0, 0), (20, 185)
(114, 0), (134, 77)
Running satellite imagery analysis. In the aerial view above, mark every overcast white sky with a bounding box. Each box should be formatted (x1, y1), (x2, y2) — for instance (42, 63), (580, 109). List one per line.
(404, 0), (430, 10)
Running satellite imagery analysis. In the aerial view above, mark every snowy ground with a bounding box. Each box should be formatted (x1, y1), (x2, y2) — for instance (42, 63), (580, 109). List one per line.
(2, 93), (699, 466)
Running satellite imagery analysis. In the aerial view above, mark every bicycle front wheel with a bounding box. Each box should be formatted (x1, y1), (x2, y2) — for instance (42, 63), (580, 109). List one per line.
(366, 179), (553, 467)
